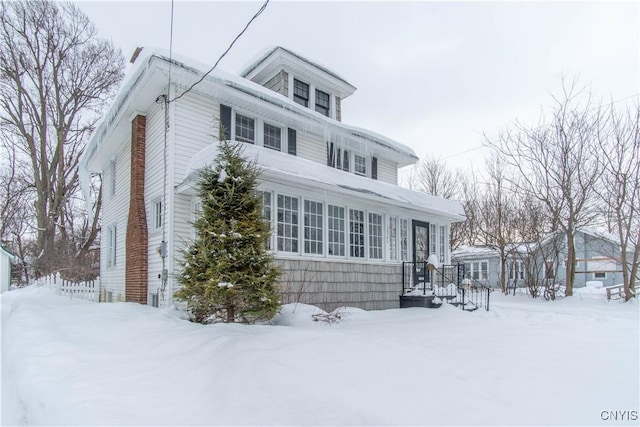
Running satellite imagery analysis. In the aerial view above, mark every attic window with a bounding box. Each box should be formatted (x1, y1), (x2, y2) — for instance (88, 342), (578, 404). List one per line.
(315, 89), (330, 116)
(293, 79), (309, 107)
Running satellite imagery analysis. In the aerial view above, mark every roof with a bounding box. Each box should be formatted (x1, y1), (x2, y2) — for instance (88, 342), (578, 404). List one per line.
(178, 142), (466, 222)
(452, 243), (534, 260)
(239, 46), (356, 98)
(81, 47), (417, 173)
(0, 244), (18, 263)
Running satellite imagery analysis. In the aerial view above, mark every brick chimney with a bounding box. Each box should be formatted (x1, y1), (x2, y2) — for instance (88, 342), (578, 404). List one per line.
(125, 115), (148, 303)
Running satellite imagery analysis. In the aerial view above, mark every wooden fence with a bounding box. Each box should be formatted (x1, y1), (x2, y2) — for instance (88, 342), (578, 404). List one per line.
(35, 272), (100, 302)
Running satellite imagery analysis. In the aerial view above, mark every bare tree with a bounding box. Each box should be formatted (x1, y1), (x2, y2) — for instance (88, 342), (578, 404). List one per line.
(488, 81), (601, 296)
(413, 154), (460, 199)
(408, 155), (469, 250)
(0, 0), (124, 277)
(596, 102), (640, 301)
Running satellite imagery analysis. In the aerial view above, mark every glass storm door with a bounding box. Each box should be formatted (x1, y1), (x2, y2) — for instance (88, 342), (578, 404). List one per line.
(412, 220), (429, 286)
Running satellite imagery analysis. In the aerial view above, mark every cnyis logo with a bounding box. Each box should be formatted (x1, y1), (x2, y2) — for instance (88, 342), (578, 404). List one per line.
(600, 410), (638, 421)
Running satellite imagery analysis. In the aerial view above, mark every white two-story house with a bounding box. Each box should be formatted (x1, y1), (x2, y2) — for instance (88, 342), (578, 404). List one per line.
(80, 46), (465, 311)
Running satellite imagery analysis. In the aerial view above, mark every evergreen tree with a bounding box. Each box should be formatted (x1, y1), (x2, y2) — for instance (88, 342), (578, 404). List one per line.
(176, 140), (280, 323)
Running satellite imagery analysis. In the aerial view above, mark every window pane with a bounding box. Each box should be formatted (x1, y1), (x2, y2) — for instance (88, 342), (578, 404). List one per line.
(355, 154), (366, 176)
(439, 225), (446, 263)
(235, 113), (255, 143)
(400, 219), (408, 261)
(264, 123), (281, 150)
(328, 205), (345, 256)
(304, 200), (323, 255)
(368, 213), (383, 259)
(277, 194), (299, 253)
(388, 217), (397, 261)
(293, 79), (309, 107)
(349, 209), (365, 258)
(315, 89), (330, 116)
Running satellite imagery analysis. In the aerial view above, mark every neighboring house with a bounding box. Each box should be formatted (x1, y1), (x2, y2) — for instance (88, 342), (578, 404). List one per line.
(0, 244), (18, 293)
(452, 228), (631, 289)
(79, 46), (465, 311)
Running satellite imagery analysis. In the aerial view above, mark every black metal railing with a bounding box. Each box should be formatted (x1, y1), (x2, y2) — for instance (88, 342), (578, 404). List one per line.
(401, 262), (491, 311)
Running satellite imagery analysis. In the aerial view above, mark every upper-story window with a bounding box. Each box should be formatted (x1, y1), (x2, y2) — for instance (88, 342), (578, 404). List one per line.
(315, 89), (330, 116)
(293, 79), (309, 107)
(263, 123), (281, 151)
(327, 142), (350, 172)
(235, 113), (255, 144)
(354, 154), (367, 176)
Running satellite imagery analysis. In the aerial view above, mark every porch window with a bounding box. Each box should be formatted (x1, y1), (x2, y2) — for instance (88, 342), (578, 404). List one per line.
(304, 200), (323, 255)
(594, 271), (607, 279)
(400, 219), (408, 261)
(349, 209), (365, 258)
(277, 194), (299, 253)
(388, 216), (398, 261)
(430, 224), (437, 255)
(260, 191), (272, 250)
(439, 225), (446, 263)
(190, 200), (201, 240)
(263, 123), (281, 151)
(235, 113), (255, 144)
(368, 213), (383, 259)
(328, 205), (345, 257)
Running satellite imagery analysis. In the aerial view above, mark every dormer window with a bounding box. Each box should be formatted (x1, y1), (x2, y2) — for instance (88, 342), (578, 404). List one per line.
(293, 79), (309, 107)
(315, 89), (330, 117)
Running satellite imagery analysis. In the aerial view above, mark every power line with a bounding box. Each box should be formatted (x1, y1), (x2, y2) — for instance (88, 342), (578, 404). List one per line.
(168, 0), (270, 103)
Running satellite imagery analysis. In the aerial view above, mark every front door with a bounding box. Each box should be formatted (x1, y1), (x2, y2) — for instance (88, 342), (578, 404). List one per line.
(412, 220), (429, 286)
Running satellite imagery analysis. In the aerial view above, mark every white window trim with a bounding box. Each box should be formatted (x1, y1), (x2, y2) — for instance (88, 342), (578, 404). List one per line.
(303, 198), (324, 256)
(151, 198), (163, 231)
(109, 157), (116, 197)
(327, 203), (347, 258)
(106, 224), (117, 268)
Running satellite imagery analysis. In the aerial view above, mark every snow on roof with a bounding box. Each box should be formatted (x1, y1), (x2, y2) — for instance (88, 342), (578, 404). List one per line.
(181, 142), (465, 221)
(148, 48), (414, 160)
(452, 242), (533, 259)
(0, 244), (18, 263)
(239, 46), (355, 90)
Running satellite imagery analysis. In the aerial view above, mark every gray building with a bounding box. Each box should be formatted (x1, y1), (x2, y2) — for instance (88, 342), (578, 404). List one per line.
(452, 228), (632, 290)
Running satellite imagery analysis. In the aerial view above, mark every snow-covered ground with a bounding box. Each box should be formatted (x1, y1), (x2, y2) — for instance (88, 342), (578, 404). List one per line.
(1, 286), (638, 426)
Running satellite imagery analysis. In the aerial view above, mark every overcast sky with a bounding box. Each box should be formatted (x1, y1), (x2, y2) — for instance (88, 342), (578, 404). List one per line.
(77, 1), (639, 175)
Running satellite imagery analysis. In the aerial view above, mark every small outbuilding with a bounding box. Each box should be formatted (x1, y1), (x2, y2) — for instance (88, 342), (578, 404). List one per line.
(0, 244), (18, 293)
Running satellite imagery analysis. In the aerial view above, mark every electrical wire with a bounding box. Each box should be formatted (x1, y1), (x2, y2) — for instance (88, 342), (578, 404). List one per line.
(168, 0), (270, 103)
